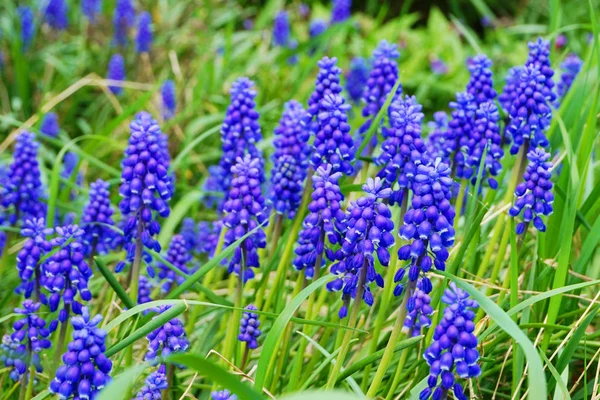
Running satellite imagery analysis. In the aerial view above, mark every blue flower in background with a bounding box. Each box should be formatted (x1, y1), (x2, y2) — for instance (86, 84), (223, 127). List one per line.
(81, 179), (116, 257)
(420, 283), (480, 400)
(42, 0), (69, 30)
(152, 234), (191, 293)
(212, 390), (237, 400)
(466, 54), (496, 106)
(328, 178), (394, 318)
(138, 275), (154, 305)
(238, 304), (261, 349)
(331, 0), (351, 23)
(293, 164), (346, 279)
(113, 0), (135, 46)
(1, 131), (47, 226)
(498, 66), (522, 114)
(273, 11), (291, 47)
(197, 220), (221, 257)
(222, 156), (267, 281)
(107, 54), (125, 95)
(50, 308), (112, 399)
(309, 19), (328, 38)
(40, 112), (60, 137)
(505, 65), (553, 154)
(430, 57), (448, 75)
(509, 148), (554, 233)
(134, 365), (168, 399)
(161, 80), (176, 120)
(556, 54), (583, 102)
(82, 0), (102, 23)
(345, 57), (370, 104)
(136, 11), (153, 53)
(18, 6), (35, 49)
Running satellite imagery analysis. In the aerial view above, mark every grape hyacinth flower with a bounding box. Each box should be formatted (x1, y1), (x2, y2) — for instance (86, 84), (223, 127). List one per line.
(498, 66), (523, 114)
(50, 308), (112, 399)
(2, 301), (52, 381)
(18, 6), (35, 49)
(81, 0), (102, 23)
(345, 57), (370, 104)
(16, 218), (53, 300)
(304, 57), (343, 134)
(555, 34), (567, 49)
(180, 217), (198, 253)
(135, 11), (153, 53)
(134, 365), (168, 399)
(238, 304), (261, 349)
(145, 306), (189, 361)
(42, 0), (69, 30)
(426, 111), (449, 161)
(404, 280), (434, 336)
(331, 0), (351, 23)
(272, 100), (310, 165)
(430, 57), (448, 75)
(116, 112), (172, 275)
(293, 165), (346, 279)
(328, 178), (394, 318)
(269, 156), (306, 220)
(222, 156), (267, 281)
(556, 54), (583, 101)
(396, 159), (456, 332)
(43, 225), (92, 323)
(138, 275), (153, 305)
(1, 334), (22, 381)
(113, 0), (135, 46)
(359, 41), (402, 146)
(152, 234), (191, 293)
(376, 95), (428, 205)
(505, 65), (553, 155)
(212, 390), (237, 400)
(107, 54), (125, 95)
(509, 148), (554, 233)
(446, 92), (477, 179)
(526, 37), (556, 104)
(40, 112), (60, 137)
(466, 54), (497, 107)
(1, 131), (46, 225)
(311, 93), (355, 176)
(420, 283), (480, 400)
(81, 179), (116, 257)
(309, 19), (328, 38)
(205, 78), (262, 207)
(161, 80), (176, 120)
(197, 220), (221, 257)
(273, 11), (291, 47)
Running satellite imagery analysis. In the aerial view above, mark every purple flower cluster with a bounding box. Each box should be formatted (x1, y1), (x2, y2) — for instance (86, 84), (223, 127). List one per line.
(107, 54), (125, 95)
(556, 54), (583, 101)
(426, 111), (449, 162)
(136, 11), (153, 53)
(466, 55), (496, 106)
(273, 11), (291, 47)
(16, 218), (53, 299)
(116, 112), (172, 272)
(42, 0), (69, 30)
(304, 57), (343, 134)
(498, 66), (523, 113)
(138, 275), (154, 305)
(269, 101), (310, 219)
(197, 220), (222, 257)
(345, 57), (370, 104)
(328, 178), (395, 318)
(113, 0), (135, 46)
(41, 112), (60, 137)
(331, 0), (351, 23)
(161, 80), (176, 120)
(1, 131), (46, 225)
(2, 301), (51, 381)
(50, 308), (112, 399)
(445, 92), (476, 179)
(18, 6), (35, 50)
(376, 95), (428, 205)
(43, 225), (93, 323)
(82, 0), (102, 23)
(359, 41), (402, 145)
(212, 390), (237, 400)
(309, 19), (328, 38)
(222, 156), (267, 281)
(81, 179), (116, 257)
(526, 37), (556, 104)
(145, 306), (189, 361)
(404, 280), (434, 336)
(505, 65), (553, 154)
(311, 93), (355, 175)
(238, 304), (261, 349)
(134, 365), (168, 399)
(509, 148), (554, 233)
(420, 283), (480, 400)
(294, 165), (346, 279)
(152, 234), (191, 293)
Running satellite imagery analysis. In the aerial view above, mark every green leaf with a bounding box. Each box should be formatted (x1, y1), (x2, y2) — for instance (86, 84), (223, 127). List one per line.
(170, 125), (221, 170)
(280, 392), (366, 400)
(167, 354), (264, 400)
(437, 271), (547, 399)
(96, 363), (150, 400)
(94, 257), (135, 309)
(254, 275), (332, 390)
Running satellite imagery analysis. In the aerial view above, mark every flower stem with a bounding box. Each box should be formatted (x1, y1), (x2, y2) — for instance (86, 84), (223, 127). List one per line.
(130, 216), (145, 306)
(54, 303), (71, 366)
(385, 344), (411, 399)
(325, 260), (368, 389)
(223, 245), (246, 366)
(366, 280), (414, 397)
(162, 365), (174, 400)
(453, 180), (467, 234)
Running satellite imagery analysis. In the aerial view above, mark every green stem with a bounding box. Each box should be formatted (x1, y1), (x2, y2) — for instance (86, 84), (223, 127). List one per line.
(223, 247), (246, 366)
(453, 180), (467, 234)
(54, 303), (71, 365)
(130, 215), (144, 305)
(325, 260), (368, 389)
(162, 365), (174, 400)
(366, 281), (413, 397)
(385, 346), (410, 399)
